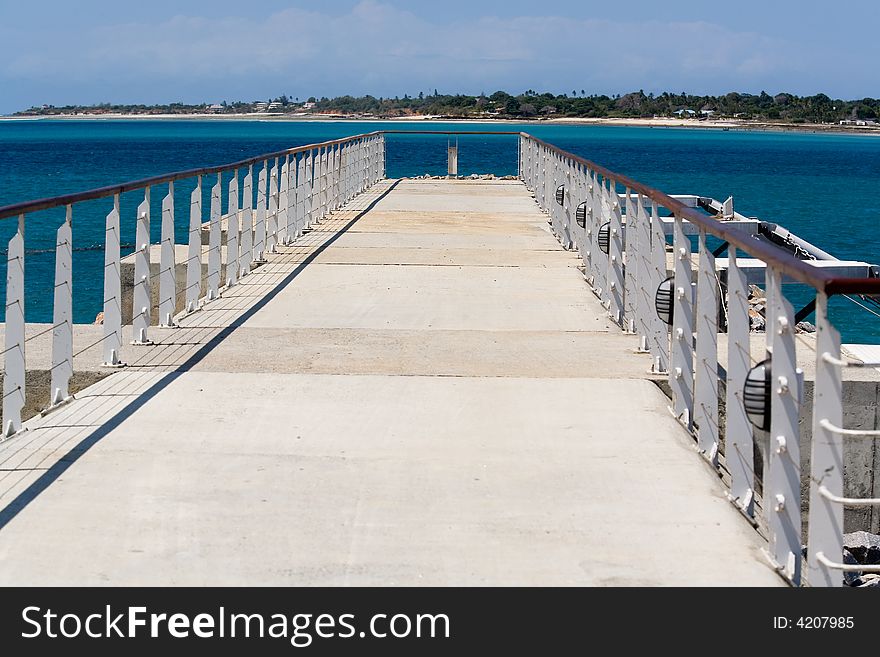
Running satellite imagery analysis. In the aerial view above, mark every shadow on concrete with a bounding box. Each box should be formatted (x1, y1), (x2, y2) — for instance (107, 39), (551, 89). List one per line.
(0, 180), (401, 532)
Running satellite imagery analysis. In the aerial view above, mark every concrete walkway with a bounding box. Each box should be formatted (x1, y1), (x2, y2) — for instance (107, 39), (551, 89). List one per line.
(0, 179), (781, 586)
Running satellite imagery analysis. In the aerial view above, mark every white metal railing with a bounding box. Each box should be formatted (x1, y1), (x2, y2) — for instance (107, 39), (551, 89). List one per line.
(518, 132), (880, 588)
(2, 129), (877, 588)
(0, 132), (385, 435)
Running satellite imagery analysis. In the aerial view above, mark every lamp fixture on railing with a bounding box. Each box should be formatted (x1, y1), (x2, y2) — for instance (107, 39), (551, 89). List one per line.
(744, 358), (772, 431)
(654, 276), (674, 325)
(555, 185), (565, 205)
(576, 202), (587, 228)
(597, 222), (611, 254)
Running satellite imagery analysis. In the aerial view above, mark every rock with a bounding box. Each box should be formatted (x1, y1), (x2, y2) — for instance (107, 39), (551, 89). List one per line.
(748, 308), (765, 331)
(843, 548), (861, 586)
(843, 530), (880, 565)
(796, 321), (816, 333)
(855, 574), (880, 588)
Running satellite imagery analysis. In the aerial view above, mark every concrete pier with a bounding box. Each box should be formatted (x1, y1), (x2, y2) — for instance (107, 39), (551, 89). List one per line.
(0, 179), (781, 585)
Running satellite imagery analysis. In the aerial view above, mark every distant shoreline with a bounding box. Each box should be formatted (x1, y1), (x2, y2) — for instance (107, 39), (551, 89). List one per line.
(3, 112), (880, 136)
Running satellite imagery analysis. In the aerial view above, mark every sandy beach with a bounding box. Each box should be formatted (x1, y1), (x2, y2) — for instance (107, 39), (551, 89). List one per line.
(3, 112), (879, 135)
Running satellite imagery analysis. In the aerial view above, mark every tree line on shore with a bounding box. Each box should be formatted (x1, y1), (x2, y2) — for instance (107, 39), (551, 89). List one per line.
(18, 90), (880, 124)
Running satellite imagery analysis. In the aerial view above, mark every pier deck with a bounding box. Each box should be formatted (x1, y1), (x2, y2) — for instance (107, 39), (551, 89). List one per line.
(0, 179), (781, 585)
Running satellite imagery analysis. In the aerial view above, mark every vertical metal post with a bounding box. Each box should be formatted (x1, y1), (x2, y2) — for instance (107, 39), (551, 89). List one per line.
(207, 173), (221, 300)
(635, 194), (654, 348)
(670, 214), (694, 429)
(588, 170), (604, 294)
(766, 266), (803, 585)
(226, 172), (240, 288)
(623, 189), (638, 333)
(447, 138), (459, 178)
(562, 161), (573, 249)
(649, 201), (669, 373)
(254, 164), (267, 263)
(694, 229), (719, 464)
(284, 155), (295, 244)
(277, 157), (288, 247)
(185, 176), (202, 313)
(268, 160), (279, 253)
(102, 195), (124, 366)
(304, 151), (313, 229)
(50, 205), (73, 407)
(3, 214), (25, 437)
(806, 292), (843, 586)
(296, 154), (306, 237)
(158, 182), (177, 328)
(241, 166), (253, 275)
(726, 247), (754, 516)
(132, 189), (153, 345)
(607, 180), (625, 325)
(318, 146), (326, 221)
(333, 145), (340, 209)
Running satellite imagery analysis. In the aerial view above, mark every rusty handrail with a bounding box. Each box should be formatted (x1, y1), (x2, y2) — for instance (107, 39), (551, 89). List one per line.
(0, 127), (876, 296)
(0, 132), (382, 220)
(518, 132), (880, 296)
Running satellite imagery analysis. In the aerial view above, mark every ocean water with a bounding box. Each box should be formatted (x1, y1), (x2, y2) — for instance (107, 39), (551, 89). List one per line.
(0, 119), (878, 343)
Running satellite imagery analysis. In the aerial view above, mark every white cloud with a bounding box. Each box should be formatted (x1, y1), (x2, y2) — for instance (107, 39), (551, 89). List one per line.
(0, 0), (868, 108)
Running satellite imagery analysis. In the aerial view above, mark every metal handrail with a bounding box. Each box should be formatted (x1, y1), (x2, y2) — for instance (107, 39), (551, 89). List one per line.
(0, 131), (382, 220)
(519, 132), (880, 296)
(2, 128), (878, 298)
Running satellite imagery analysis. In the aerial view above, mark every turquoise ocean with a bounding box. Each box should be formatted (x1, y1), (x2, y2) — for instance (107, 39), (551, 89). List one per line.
(0, 119), (878, 342)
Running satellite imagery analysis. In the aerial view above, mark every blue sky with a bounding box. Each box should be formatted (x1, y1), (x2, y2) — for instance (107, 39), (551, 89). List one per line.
(1, 0), (877, 113)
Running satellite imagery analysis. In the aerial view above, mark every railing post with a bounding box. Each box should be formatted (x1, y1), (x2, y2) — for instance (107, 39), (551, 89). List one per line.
(634, 194), (653, 349)
(241, 166), (253, 276)
(3, 214), (25, 437)
(268, 160), (279, 253)
(102, 195), (124, 367)
(318, 146), (327, 221)
(284, 155), (295, 245)
(541, 148), (548, 210)
(158, 182), (177, 328)
(726, 247), (754, 516)
(207, 173), (222, 300)
(561, 160), (573, 249)
(766, 265), (803, 585)
(226, 172), (240, 288)
(623, 189), (638, 333)
(278, 157), (288, 247)
(573, 164), (588, 266)
(305, 151), (314, 229)
(588, 170), (605, 295)
(254, 164), (267, 263)
(185, 176), (202, 314)
(694, 229), (719, 465)
(806, 292), (843, 586)
(649, 201), (669, 373)
(606, 180), (625, 325)
(49, 206), (74, 408)
(532, 141), (539, 193)
(297, 154), (307, 236)
(132, 189), (153, 345)
(670, 213), (694, 429)
(335, 144), (342, 208)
